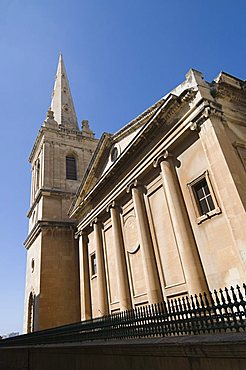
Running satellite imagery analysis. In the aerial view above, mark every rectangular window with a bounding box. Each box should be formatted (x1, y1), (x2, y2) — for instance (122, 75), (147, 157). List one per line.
(188, 171), (221, 224)
(193, 178), (215, 215)
(90, 253), (97, 276)
(66, 156), (77, 180)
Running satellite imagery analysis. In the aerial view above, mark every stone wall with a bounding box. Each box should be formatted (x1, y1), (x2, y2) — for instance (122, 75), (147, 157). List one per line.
(1, 333), (246, 370)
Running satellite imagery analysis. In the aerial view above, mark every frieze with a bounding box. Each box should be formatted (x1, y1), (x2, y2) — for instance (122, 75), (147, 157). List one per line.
(161, 89), (196, 123)
(24, 220), (76, 249)
(217, 83), (246, 106)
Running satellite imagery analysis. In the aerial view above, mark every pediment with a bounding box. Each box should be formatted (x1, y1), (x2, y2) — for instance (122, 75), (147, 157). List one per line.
(69, 100), (165, 215)
(70, 69), (206, 218)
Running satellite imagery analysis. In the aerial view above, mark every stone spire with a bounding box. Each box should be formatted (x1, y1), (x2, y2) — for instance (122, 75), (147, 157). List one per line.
(50, 53), (79, 129)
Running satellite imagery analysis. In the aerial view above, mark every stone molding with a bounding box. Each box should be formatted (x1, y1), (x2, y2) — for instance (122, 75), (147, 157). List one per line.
(90, 217), (102, 228)
(27, 187), (77, 218)
(106, 201), (122, 213)
(126, 179), (146, 194)
(70, 90), (195, 219)
(24, 220), (76, 250)
(187, 101), (224, 132)
(153, 150), (172, 168)
(217, 83), (246, 106)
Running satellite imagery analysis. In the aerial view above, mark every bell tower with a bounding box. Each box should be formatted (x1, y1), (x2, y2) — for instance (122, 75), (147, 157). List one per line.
(23, 54), (98, 332)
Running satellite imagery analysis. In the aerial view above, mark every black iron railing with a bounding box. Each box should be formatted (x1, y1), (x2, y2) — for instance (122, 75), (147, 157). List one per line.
(1, 284), (246, 346)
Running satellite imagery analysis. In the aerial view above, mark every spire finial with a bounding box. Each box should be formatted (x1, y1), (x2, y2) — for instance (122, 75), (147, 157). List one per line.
(50, 53), (78, 129)
(43, 107), (57, 128)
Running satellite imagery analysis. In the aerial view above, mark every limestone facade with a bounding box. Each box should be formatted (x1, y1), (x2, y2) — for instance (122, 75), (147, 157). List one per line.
(23, 55), (98, 332)
(70, 69), (246, 320)
(24, 56), (246, 330)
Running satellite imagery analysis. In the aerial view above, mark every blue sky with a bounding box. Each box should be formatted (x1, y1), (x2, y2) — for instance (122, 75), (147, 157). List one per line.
(0, 0), (245, 335)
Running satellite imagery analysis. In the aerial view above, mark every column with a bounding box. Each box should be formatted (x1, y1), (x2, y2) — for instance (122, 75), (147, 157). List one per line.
(127, 180), (163, 304)
(78, 232), (92, 320)
(153, 150), (208, 294)
(92, 218), (109, 316)
(107, 201), (132, 311)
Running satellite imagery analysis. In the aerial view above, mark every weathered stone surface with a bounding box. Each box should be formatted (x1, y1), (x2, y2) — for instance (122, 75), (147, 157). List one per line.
(24, 60), (246, 330)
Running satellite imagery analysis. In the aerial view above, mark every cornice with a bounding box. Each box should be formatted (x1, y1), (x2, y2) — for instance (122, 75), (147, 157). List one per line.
(29, 128), (44, 163)
(71, 89), (198, 221)
(27, 187), (76, 218)
(76, 97), (225, 229)
(114, 99), (164, 141)
(24, 220), (76, 249)
(216, 83), (246, 107)
(188, 100), (224, 129)
(29, 125), (98, 163)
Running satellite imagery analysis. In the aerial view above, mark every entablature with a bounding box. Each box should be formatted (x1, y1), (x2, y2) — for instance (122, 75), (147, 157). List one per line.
(73, 92), (220, 214)
(74, 96), (223, 230)
(27, 187), (77, 218)
(24, 219), (76, 250)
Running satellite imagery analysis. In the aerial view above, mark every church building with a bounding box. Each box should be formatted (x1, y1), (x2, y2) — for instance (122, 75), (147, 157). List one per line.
(24, 55), (246, 332)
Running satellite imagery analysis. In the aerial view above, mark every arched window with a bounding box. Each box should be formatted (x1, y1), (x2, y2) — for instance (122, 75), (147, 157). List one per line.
(27, 292), (35, 333)
(66, 156), (77, 180)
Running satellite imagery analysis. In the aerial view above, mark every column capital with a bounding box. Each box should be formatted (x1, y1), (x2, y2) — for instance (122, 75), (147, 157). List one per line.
(126, 179), (146, 194)
(153, 150), (173, 168)
(75, 229), (88, 240)
(90, 217), (102, 227)
(189, 121), (199, 132)
(106, 200), (122, 213)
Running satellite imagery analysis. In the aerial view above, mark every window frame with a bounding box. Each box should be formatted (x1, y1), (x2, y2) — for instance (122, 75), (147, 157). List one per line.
(188, 171), (221, 224)
(66, 156), (77, 180)
(90, 252), (97, 277)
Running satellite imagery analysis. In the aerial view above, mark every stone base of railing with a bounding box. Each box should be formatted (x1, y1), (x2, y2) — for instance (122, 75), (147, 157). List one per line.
(1, 332), (246, 370)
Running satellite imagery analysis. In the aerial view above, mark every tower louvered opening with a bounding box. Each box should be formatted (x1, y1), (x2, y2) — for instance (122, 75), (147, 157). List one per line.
(66, 156), (77, 180)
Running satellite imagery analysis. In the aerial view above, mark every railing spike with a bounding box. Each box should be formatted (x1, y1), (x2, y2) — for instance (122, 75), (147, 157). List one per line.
(194, 294), (200, 308)
(186, 295), (191, 310)
(190, 295), (195, 309)
(170, 299), (175, 313)
(230, 286), (238, 302)
(151, 303), (154, 316)
(182, 296), (187, 311)
(243, 283), (246, 297)
(178, 297), (182, 311)
(214, 289), (220, 305)
(174, 298), (179, 312)
(224, 286), (231, 304)
(237, 284), (244, 301)
(199, 293), (205, 308)
(154, 303), (159, 316)
(167, 299), (172, 313)
(219, 288), (226, 305)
